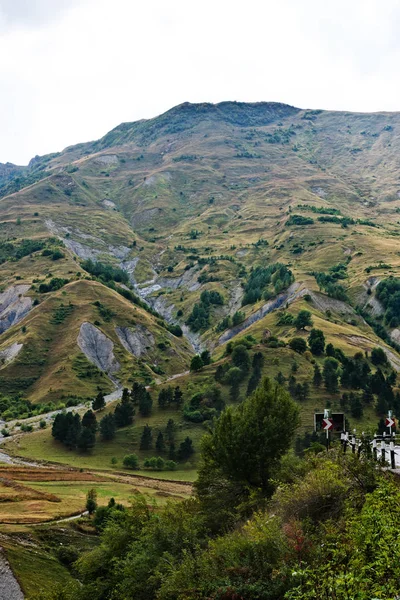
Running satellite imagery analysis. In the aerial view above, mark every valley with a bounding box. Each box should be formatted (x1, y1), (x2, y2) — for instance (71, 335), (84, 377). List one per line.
(1, 101), (400, 597)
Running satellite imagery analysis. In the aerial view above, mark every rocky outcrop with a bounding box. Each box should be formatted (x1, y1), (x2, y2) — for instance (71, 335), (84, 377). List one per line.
(0, 343), (23, 367)
(0, 285), (32, 334)
(219, 283), (304, 344)
(0, 549), (24, 600)
(77, 322), (120, 380)
(116, 325), (154, 357)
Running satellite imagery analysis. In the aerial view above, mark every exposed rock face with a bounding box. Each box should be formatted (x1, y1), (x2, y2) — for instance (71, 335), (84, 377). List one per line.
(391, 329), (400, 345)
(0, 285), (32, 334)
(116, 325), (154, 357)
(77, 322), (120, 380)
(157, 266), (201, 293)
(219, 283), (304, 344)
(95, 154), (118, 165)
(345, 335), (400, 372)
(0, 343), (23, 366)
(0, 549), (24, 600)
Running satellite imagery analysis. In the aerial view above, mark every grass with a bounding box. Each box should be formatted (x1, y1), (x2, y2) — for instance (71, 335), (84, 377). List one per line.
(0, 464), (190, 525)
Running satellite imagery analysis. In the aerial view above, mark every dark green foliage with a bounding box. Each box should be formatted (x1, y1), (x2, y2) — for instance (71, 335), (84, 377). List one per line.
(0, 238), (47, 263)
(231, 344), (250, 373)
(166, 323), (183, 337)
(178, 436), (194, 461)
(216, 315), (232, 332)
(349, 392), (364, 418)
(183, 386), (224, 423)
(50, 303), (74, 324)
(82, 259), (129, 284)
(232, 311), (245, 326)
(38, 277), (68, 293)
(156, 431), (166, 453)
(85, 489), (97, 515)
(92, 391), (105, 411)
(294, 310), (313, 330)
(93, 300), (115, 322)
(196, 377), (299, 504)
(190, 355), (204, 371)
(123, 454), (139, 469)
(52, 412), (81, 449)
(297, 204), (341, 215)
(314, 268), (349, 301)
(371, 347), (388, 365)
(242, 264), (294, 306)
(77, 425), (96, 452)
(139, 390), (153, 417)
(114, 392), (135, 427)
(313, 364), (322, 387)
(286, 214), (314, 226)
(323, 357), (339, 393)
(289, 337), (307, 354)
(200, 350), (211, 365)
(158, 387), (173, 409)
(277, 311), (294, 325)
(140, 424), (152, 450)
(308, 328), (325, 355)
(186, 290), (224, 332)
(81, 410), (97, 432)
(99, 413), (116, 441)
(376, 277), (400, 327)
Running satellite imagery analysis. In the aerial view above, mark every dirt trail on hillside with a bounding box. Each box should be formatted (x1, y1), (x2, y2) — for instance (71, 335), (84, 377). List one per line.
(0, 549), (24, 600)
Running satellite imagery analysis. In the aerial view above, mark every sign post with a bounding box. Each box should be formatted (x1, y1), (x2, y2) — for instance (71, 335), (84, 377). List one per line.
(322, 409), (333, 450)
(386, 411), (395, 437)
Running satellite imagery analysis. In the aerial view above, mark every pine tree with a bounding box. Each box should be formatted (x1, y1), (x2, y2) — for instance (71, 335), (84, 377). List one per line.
(174, 386), (183, 407)
(158, 389), (169, 409)
(82, 410), (97, 432)
(99, 414), (116, 441)
(275, 371), (286, 385)
(313, 364), (322, 387)
(78, 426), (96, 452)
(92, 391), (106, 411)
(156, 431), (165, 453)
(165, 418), (175, 443)
(114, 393), (135, 427)
(215, 364), (225, 382)
(64, 414), (81, 449)
(288, 375), (297, 395)
(140, 424), (152, 450)
(139, 391), (153, 417)
(168, 442), (176, 461)
(86, 489), (97, 515)
(178, 436), (194, 461)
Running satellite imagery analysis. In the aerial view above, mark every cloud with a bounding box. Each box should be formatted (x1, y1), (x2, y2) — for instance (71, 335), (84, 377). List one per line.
(0, 0), (82, 27)
(1, 0), (400, 164)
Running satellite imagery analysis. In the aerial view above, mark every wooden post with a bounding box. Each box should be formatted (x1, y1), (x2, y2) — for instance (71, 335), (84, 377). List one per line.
(390, 441), (396, 469)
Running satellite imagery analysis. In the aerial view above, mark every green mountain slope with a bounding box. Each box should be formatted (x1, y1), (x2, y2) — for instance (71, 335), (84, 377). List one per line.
(1, 101), (400, 411)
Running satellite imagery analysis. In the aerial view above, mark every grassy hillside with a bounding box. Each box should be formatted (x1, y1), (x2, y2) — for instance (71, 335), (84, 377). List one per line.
(1, 100), (400, 422)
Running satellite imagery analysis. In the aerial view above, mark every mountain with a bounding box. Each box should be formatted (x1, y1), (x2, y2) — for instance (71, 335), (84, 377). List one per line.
(0, 100), (400, 406)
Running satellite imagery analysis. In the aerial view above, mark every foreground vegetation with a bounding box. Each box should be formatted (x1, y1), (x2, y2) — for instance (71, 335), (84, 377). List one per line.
(23, 377), (400, 600)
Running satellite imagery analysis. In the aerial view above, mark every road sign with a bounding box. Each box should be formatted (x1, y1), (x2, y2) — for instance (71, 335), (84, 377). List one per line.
(314, 413), (345, 432)
(322, 418), (333, 431)
(386, 417), (395, 428)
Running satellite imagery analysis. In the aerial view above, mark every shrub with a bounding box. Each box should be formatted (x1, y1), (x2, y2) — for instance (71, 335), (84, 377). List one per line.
(289, 338), (307, 354)
(123, 454), (139, 469)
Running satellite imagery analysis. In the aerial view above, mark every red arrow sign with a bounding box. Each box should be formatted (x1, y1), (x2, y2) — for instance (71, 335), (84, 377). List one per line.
(322, 418), (333, 431)
(385, 417), (395, 428)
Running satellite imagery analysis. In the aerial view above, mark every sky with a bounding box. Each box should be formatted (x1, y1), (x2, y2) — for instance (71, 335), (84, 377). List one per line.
(1, 0), (400, 164)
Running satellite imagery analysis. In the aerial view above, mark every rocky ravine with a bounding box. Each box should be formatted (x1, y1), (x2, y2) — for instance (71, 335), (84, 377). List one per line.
(0, 285), (32, 334)
(77, 322), (120, 382)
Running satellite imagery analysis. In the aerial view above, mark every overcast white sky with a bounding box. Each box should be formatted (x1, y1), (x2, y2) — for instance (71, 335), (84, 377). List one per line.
(1, 0), (400, 164)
